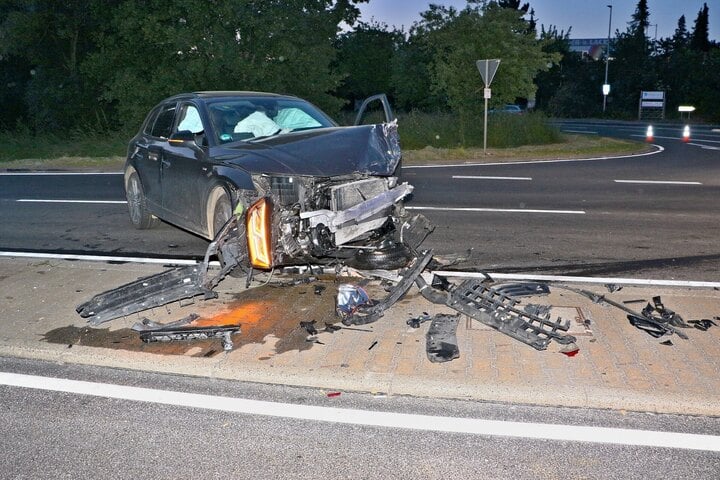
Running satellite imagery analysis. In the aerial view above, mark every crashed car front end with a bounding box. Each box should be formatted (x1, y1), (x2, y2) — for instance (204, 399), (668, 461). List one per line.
(244, 173), (413, 269)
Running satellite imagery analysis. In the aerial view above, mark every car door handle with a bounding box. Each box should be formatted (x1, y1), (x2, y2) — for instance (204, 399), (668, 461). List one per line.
(148, 152), (159, 161)
(161, 158), (171, 167)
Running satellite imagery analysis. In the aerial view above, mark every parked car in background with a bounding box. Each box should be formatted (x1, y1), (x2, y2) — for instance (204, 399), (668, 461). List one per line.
(489, 104), (524, 114)
(124, 91), (430, 273)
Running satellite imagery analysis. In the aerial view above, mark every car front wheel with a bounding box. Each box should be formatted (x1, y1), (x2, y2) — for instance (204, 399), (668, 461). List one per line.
(125, 170), (158, 229)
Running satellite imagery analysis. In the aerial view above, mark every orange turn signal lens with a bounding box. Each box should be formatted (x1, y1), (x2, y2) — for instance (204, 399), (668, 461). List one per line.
(246, 197), (273, 269)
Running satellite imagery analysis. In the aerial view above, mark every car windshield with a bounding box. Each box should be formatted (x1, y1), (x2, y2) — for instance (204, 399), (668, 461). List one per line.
(207, 97), (336, 144)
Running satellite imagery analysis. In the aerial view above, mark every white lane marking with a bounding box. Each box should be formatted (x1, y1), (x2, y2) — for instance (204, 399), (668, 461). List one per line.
(2, 372), (718, 452)
(452, 175), (532, 181)
(429, 271), (720, 289)
(3, 250), (718, 288)
(614, 180), (702, 185)
(16, 199), (127, 204)
(403, 145), (663, 169)
(0, 251), (199, 266)
(406, 206), (585, 215)
(0, 171), (122, 176)
(688, 143), (720, 151)
(562, 130), (598, 134)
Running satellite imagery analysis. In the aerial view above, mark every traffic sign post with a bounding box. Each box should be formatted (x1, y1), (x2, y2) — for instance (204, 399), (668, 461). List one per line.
(476, 59), (501, 154)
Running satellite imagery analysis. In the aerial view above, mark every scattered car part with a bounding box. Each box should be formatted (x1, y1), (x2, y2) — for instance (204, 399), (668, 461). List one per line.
(446, 280), (575, 350)
(416, 278), (574, 350)
(77, 215), (241, 325)
(560, 344), (580, 357)
(336, 284), (372, 318)
(494, 282), (551, 298)
(407, 312), (432, 329)
(341, 251), (433, 326)
(426, 314), (461, 363)
(688, 319), (717, 331)
(368, 340), (378, 350)
(77, 265), (214, 326)
(131, 315), (240, 351)
(556, 286), (689, 340)
(300, 320), (319, 336)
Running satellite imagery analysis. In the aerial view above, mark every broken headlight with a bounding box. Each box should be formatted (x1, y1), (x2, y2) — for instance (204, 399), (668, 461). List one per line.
(246, 197), (273, 269)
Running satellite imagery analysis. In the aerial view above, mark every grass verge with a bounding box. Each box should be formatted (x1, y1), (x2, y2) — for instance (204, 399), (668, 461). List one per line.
(402, 134), (653, 165)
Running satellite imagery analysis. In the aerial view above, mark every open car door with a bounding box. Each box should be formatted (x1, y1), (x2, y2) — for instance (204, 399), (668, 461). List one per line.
(354, 94), (395, 126)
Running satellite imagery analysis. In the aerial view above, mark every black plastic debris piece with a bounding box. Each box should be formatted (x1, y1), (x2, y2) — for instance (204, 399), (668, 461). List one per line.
(77, 265), (215, 325)
(423, 279), (574, 351)
(368, 340), (378, 350)
(431, 275), (451, 292)
(300, 320), (319, 336)
(272, 276), (318, 288)
(324, 322), (342, 332)
(314, 285), (326, 296)
(627, 315), (669, 338)
(555, 286), (689, 340)
(623, 299), (646, 304)
(399, 214), (435, 251)
(341, 251), (433, 326)
(131, 314), (239, 351)
(426, 314), (461, 363)
(494, 282), (551, 298)
(646, 296), (690, 328)
(660, 339), (673, 346)
(605, 284), (623, 293)
(688, 319), (717, 331)
(407, 313), (432, 329)
(524, 304), (553, 318)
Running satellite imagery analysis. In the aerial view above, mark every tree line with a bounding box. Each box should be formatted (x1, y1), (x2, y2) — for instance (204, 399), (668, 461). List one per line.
(1, 0), (717, 135)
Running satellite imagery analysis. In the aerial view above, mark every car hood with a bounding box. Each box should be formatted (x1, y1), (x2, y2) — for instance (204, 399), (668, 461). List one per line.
(218, 123), (401, 177)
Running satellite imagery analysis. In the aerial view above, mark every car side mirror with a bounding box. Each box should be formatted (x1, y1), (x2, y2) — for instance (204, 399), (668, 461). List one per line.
(169, 130), (198, 146)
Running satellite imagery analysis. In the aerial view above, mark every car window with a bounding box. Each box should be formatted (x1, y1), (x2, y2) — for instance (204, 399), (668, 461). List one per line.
(150, 104), (176, 138)
(208, 97), (335, 143)
(142, 107), (160, 136)
(177, 104), (204, 134)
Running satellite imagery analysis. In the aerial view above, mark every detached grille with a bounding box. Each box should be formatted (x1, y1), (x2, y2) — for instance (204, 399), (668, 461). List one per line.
(330, 178), (388, 211)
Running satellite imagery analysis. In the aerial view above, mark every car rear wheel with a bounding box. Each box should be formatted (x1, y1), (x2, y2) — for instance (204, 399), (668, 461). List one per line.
(125, 171), (158, 229)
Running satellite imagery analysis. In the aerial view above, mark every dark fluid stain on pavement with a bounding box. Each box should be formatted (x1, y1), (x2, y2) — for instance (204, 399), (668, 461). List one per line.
(42, 280), (343, 357)
(224, 281), (340, 354)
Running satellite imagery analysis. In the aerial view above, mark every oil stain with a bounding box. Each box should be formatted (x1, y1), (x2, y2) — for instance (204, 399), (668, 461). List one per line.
(43, 279), (344, 358)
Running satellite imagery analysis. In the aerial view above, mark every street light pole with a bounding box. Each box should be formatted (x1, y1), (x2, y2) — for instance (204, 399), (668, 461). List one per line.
(603, 4), (613, 113)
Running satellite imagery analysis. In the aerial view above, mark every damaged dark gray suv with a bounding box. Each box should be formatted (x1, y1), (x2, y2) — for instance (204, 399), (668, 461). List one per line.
(125, 91), (429, 273)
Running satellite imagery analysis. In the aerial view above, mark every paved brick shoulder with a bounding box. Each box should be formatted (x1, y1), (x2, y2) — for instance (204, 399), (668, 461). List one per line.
(1, 257), (719, 416)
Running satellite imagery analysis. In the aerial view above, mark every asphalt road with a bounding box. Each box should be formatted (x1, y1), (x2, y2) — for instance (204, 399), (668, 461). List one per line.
(1, 120), (719, 280)
(1, 356), (719, 479)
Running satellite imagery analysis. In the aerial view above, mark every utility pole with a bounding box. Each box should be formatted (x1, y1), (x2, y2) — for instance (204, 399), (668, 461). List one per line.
(603, 4), (613, 113)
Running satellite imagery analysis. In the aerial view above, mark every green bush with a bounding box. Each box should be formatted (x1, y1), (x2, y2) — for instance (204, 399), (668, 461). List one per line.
(397, 110), (561, 150)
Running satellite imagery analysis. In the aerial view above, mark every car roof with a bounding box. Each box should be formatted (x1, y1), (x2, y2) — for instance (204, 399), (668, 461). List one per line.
(164, 91), (299, 102)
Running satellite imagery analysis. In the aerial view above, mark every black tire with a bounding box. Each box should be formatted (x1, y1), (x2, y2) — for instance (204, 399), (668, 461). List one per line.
(125, 171), (158, 229)
(209, 188), (232, 240)
(348, 241), (413, 270)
